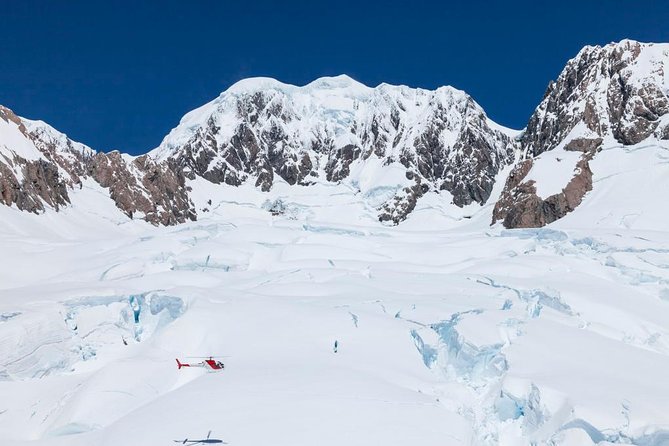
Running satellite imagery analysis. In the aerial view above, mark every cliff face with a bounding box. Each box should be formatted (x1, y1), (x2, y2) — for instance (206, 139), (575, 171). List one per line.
(493, 40), (669, 228)
(0, 106), (75, 214)
(492, 147), (596, 228)
(87, 152), (196, 225)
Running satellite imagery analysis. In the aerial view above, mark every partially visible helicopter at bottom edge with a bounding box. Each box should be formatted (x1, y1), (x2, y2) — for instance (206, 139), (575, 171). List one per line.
(174, 430), (226, 444)
(176, 356), (225, 371)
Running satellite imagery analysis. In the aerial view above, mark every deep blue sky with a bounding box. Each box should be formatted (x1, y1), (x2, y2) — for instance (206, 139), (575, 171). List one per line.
(1, 1), (667, 155)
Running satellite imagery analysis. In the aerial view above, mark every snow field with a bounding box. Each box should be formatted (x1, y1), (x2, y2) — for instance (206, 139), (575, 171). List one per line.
(0, 139), (668, 445)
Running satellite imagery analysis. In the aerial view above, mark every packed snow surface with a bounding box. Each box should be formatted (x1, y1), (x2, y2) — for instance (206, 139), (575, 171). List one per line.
(1, 139), (669, 446)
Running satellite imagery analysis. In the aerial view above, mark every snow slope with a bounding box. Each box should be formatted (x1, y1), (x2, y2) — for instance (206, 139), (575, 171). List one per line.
(1, 134), (668, 446)
(554, 138), (669, 231)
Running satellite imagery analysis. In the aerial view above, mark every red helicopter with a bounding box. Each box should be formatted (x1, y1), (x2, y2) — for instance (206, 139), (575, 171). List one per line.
(176, 356), (226, 371)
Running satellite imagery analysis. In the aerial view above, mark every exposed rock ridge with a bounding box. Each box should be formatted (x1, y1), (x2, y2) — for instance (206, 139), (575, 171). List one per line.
(0, 106), (196, 225)
(0, 106), (72, 213)
(492, 143), (598, 228)
(522, 40), (669, 156)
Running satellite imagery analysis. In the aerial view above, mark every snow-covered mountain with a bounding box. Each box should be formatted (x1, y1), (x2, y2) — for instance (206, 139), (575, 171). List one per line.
(1, 76), (518, 226)
(0, 105), (196, 225)
(0, 105), (83, 213)
(1, 40), (668, 229)
(150, 75), (516, 223)
(493, 40), (669, 228)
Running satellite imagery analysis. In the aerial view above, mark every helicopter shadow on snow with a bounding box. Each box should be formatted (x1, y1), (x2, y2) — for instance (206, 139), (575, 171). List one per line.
(173, 430), (227, 444)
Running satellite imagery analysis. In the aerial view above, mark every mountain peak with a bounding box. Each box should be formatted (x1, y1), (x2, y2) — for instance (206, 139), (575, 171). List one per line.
(224, 77), (295, 95)
(304, 74), (371, 93)
(148, 75), (516, 222)
(222, 75), (373, 99)
(493, 38), (669, 229)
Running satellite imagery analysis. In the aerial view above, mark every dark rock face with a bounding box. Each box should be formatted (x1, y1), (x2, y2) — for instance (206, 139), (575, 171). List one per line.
(0, 106), (72, 213)
(88, 152), (196, 225)
(0, 158), (71, 214)
(25, 122), (89, 188)
(492, 152), (595, 228)
(171, 118), (316, 192)
(564, 137), (603, 153)
(442, 124), (508, 206)
(495, 40), (669, 228)
(21, 160), (70, 211)
(325, 144), (361, 182)
(378, 180), (425, 224)
(397, 100), (513, 208)
(656, 121), (669, 140)
(0, 162), (42, 213)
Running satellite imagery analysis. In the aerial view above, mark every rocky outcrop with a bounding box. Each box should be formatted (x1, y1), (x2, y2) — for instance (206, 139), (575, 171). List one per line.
(88, 152), (196, 225)
(0, 160), (66, 213)
(563, 137), (603, 153)
(0, 156), (72, 214)
(0, 106), (73, 213)
(492, 150), (596, 228)
(494, 40), (669, 228)
(378, 180), (427, 225)
(659, 124), (669, 140)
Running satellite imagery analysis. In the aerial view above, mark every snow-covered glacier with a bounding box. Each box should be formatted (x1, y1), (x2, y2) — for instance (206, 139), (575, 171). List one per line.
(1, 134), (668, 446)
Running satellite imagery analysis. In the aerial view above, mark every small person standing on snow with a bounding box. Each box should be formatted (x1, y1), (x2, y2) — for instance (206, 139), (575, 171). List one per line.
(333, 340), (338, 353)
